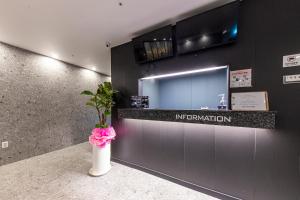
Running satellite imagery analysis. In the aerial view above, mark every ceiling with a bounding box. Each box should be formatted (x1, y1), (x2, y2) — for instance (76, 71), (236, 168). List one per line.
(0, 0), (233, 76)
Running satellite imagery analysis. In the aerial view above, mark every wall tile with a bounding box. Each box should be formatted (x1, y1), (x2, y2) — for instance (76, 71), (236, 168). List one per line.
(0, 43), (108, 166)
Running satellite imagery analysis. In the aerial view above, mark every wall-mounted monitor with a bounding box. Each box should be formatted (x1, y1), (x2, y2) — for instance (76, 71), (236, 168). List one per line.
(133, 25), (174, 64)
(176, 1), (240, 55)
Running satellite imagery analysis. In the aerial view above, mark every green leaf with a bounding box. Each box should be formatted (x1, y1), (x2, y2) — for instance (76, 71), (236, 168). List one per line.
(102, 124), (109, 128)
(82, 82), (117, 128)
(81, 90), (94, 96)
(86, 102), (96, 107)
(104, 110), (111, 116)
(89, 96), (97, 102)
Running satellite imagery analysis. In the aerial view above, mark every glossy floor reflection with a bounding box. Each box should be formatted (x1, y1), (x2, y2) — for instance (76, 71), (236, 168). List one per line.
(0, 142), (219, 200)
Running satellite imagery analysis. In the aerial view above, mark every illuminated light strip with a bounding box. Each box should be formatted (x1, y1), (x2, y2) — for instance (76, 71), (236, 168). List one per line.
(141, 65), (228, 80)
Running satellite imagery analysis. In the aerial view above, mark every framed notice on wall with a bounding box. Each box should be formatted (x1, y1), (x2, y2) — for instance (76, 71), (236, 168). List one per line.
(230, 69), (252, 88)
(231, 92), (269, 111)
(283, 53), (300, 68)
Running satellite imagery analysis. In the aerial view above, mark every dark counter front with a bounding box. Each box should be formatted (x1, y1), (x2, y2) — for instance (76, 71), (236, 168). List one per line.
(118, 109), (276, 129)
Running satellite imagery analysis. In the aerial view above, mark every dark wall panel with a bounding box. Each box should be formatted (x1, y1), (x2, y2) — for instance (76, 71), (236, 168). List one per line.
(141, 120), (162, 171)
(160, 122), (185, 179)
(254, 129), (300, 200)
(111, 0), (300, 199)
(113, 119), (143, 165)
(214, 126), (255, 200)
(184, 124), (215, 189)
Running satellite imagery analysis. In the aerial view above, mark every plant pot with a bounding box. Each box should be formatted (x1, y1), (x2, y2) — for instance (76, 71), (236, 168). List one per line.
(89, 143), (111, 176)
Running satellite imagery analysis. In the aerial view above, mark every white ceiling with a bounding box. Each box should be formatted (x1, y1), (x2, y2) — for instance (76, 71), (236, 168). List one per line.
(0, 0), (233, 76)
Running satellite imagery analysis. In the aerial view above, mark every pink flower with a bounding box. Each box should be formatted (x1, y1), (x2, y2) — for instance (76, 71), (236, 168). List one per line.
(89, 127), (116, 148)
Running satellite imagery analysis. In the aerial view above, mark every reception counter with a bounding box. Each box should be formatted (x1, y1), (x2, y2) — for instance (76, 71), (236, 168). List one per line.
(118, 108), (276, 129)
(114, 108), (277, 199)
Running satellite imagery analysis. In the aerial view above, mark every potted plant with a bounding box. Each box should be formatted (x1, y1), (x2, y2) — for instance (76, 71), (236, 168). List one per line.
(81, 81), (117, 176)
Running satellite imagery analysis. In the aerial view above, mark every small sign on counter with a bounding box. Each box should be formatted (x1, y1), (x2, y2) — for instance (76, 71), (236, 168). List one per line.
(231, 91), (269, 111)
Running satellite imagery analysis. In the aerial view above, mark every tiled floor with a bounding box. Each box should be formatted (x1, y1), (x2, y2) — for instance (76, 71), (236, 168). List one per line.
(0, 142), (219, 200)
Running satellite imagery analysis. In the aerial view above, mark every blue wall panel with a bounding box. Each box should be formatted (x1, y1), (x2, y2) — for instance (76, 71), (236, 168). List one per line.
(142, 68), (228, 109)
(159, 76), (192, 109)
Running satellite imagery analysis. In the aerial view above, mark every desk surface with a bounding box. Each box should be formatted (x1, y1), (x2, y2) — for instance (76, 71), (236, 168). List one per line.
(118, 108), (276, 129)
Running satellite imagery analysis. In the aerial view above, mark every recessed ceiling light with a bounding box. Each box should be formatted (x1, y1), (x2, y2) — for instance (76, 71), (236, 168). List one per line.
(185, 40), (192, 47)
(51, 53), (59, 60)
(200, 35), (209, 42)
(86, 65), (97, 71)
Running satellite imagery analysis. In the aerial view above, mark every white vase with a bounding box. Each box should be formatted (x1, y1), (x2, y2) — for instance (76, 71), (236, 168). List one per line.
(89, 143), (112, 176)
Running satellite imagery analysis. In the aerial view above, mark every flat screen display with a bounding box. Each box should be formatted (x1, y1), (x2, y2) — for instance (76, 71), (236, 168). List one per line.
(176, 1), (240, 55)
(133, 25), (174, 64)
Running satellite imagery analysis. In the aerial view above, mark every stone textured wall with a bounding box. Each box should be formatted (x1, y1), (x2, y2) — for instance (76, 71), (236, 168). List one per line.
(0, 42), (109, 166)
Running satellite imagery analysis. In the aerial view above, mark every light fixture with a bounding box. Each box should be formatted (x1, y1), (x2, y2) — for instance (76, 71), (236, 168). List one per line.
(231, 24), (238, 37)
(81, 68), (98, 79)
(185, 40), (192, 47)
(51, 53), (59, 60)
(39, 56), (64, 74)
(84, 65), (98, 72)
(141, 65), (228, 80)
(200, 35), (209, 42)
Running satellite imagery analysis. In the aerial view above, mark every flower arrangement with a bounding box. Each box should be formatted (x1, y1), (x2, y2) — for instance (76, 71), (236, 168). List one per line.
(81, 82), (117, 148)
(89, 127), (116, 148)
